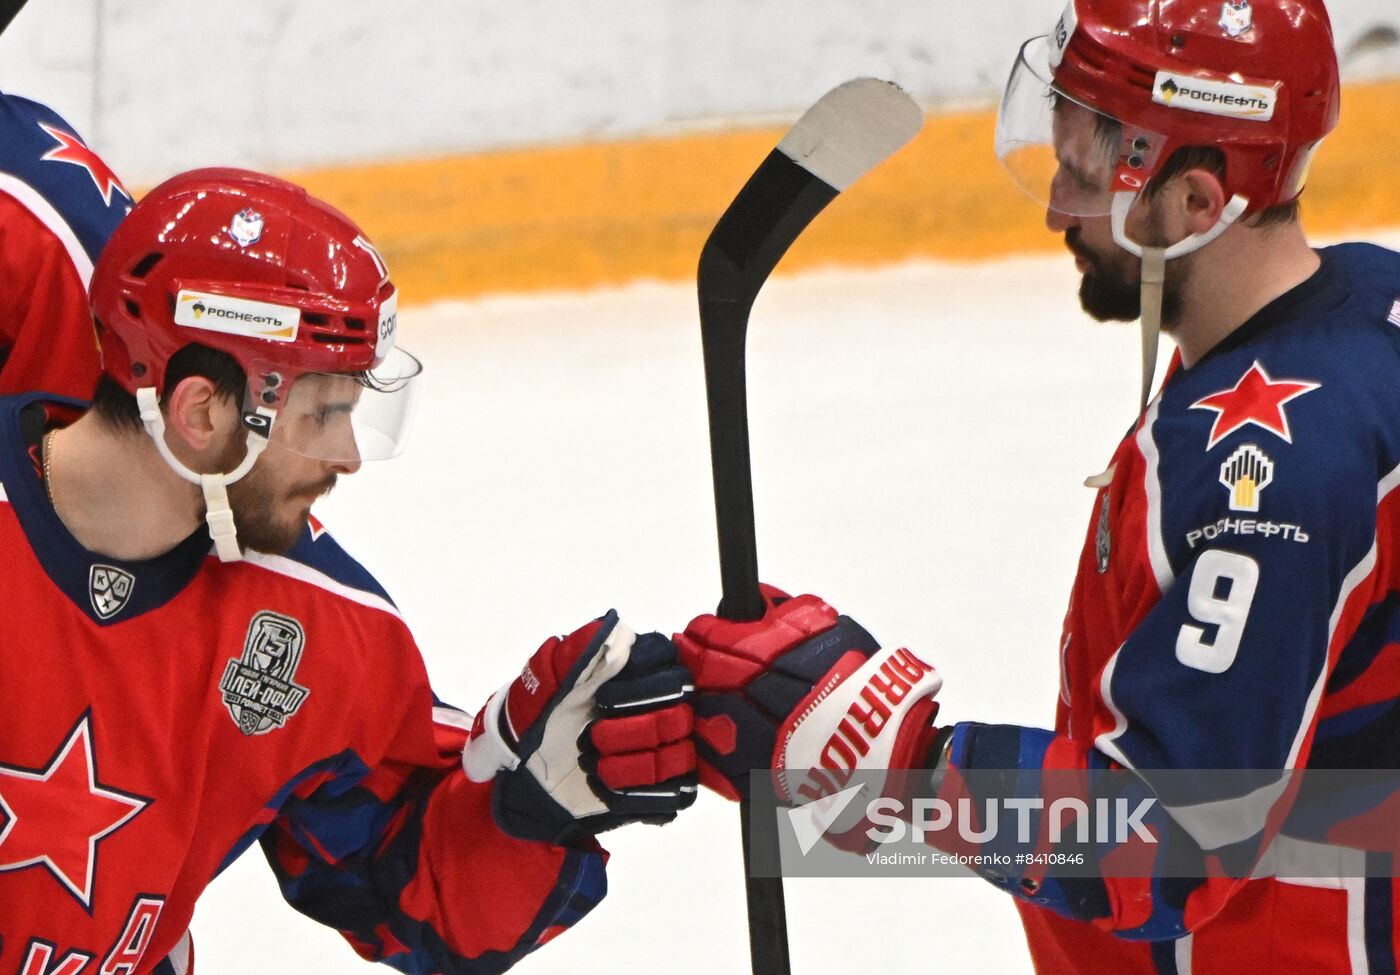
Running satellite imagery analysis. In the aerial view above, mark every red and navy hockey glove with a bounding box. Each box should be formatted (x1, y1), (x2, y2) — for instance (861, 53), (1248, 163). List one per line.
(464, 610), (698, 845)
(674, 586), (942, 850)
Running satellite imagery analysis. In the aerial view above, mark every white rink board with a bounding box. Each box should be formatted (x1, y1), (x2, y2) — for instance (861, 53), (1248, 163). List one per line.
(192, 230), (1400, 973)
(0, 0), (1395, 184)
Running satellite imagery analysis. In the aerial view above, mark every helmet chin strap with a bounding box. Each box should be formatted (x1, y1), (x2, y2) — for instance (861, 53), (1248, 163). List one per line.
(136, 387), (271, 563)
(1083, 190), (1249, 489)
(1110, 189), (1250, 410)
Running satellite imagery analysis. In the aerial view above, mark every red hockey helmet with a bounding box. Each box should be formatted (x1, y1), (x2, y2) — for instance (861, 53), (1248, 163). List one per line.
(90, 167), (419, 463)
(997, 0), (1340, 217)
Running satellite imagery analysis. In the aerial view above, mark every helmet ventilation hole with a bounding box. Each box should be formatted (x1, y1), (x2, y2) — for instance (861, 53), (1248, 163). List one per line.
(129, 252), (163, 278)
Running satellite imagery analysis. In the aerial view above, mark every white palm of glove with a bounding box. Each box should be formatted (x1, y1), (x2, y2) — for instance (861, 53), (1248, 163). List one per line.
(463, 611), (698, 844)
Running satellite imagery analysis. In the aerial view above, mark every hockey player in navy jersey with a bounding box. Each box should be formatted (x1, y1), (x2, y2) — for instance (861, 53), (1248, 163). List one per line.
(0, 168), (697, 973)
(0, 90), (129, 399)
(675, 1), (1400, 971)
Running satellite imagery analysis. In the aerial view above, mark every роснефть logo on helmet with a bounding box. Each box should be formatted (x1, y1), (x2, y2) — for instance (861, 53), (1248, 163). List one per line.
(1151, 72), (1276, 121)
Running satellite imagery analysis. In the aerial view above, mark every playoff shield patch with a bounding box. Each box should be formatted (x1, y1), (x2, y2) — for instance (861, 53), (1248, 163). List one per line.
(220, 610), (311, 735)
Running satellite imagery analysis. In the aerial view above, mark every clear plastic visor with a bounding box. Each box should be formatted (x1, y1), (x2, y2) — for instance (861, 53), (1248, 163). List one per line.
(254, 346), (423, 464)
(995, 36), (1137, 218)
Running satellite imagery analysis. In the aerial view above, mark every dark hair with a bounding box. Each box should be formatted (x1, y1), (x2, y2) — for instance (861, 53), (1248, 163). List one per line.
(1144, 146), (1300, 228)
(1053, 99), (1300, 228)
(91, 343), (248, 433)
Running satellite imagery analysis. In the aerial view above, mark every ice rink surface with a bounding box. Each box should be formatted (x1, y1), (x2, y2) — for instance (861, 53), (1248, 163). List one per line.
(191, 230), (1400, 973)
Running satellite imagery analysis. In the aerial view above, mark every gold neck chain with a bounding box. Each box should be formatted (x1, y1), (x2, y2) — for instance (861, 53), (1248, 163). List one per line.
(42, 429), (57, 507)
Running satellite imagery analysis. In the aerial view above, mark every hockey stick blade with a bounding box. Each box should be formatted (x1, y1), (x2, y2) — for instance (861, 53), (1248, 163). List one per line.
(696, 78), (922, 975)
(1342, 24), (1400, 75)
(700, 77), (922, 622)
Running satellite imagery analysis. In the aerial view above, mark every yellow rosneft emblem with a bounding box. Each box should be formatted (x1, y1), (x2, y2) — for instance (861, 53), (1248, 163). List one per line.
(1219, 444), (1274, 513)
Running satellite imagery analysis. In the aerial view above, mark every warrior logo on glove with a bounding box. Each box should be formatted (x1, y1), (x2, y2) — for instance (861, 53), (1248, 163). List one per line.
(675, 586), (943, 851)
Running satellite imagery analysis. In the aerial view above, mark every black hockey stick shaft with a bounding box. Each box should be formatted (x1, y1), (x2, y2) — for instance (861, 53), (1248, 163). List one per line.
(700, 146), (838, 975)
(700, 149), (839, 622)
(0, 0), (30, 36)
(697, 78), (921, 975)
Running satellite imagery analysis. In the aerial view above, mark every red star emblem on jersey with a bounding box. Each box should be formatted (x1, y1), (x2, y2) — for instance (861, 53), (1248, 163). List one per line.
(38, 122), (130, 208)
(1189, 361), (1321, 450)
(0, 714), (150, 910)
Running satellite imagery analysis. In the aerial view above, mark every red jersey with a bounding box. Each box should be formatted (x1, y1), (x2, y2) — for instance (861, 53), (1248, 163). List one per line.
(0, 396), (605, 974)
(0, 92), (130, 401)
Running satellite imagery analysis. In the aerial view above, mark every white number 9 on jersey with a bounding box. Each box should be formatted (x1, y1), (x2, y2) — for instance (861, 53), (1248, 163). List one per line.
(1176, 549), (1260, 674)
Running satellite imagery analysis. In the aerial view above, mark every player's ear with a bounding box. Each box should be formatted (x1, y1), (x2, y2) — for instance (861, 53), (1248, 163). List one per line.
(1175, 167), (1229, 236)
(164, 375), (238, 456)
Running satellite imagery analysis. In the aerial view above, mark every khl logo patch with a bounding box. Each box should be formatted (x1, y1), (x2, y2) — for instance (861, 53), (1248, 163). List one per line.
(89, 564), (135, 620)
(220, 611), (311, 735)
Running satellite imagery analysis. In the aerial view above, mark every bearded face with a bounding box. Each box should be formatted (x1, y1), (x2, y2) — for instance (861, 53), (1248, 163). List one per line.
(215, 435), (339, 555)
(1058, 186), (1187, 328)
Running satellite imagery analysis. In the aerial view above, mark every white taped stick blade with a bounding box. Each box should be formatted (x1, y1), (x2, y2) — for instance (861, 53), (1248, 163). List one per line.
(777, 78), (923, 191)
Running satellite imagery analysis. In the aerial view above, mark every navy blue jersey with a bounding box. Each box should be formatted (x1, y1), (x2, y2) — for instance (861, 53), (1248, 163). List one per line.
(944, 244), (1400, 972)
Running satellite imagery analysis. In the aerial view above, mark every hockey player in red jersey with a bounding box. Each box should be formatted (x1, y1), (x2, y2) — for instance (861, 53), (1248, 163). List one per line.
(0, 90), (130, 399)
(676, 1), (1400, 971)
(0, 168), (697, 973)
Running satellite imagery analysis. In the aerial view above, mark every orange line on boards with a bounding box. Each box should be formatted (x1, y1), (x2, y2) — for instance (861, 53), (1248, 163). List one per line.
(275, 78), (1400, 303)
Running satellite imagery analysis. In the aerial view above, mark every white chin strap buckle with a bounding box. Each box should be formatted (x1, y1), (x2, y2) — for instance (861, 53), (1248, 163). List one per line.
(135, 387), (271, 562)
(201, 475), (241, 560)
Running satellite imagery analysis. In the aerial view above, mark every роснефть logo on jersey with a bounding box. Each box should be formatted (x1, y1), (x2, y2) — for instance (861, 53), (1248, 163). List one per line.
(1219, 444), (1274, 512)
(89, 564), (135, 620)
(220, 611), (311, 736)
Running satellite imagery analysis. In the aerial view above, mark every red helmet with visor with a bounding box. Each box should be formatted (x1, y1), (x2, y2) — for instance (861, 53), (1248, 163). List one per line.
(90, 167), (419, 464)
(997, 0), (1340, 219)
(89, 168), (422, 561)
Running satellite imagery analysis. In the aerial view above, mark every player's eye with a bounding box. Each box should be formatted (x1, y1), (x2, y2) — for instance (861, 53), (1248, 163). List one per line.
(312, 403), (354, 428)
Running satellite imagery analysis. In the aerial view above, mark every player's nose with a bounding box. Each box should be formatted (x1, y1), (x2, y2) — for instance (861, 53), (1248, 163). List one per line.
(325, 425), (362, 475)
(1045, 205), (1077, 234)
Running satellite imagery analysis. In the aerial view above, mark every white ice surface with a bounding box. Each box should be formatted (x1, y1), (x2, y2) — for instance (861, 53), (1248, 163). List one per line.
(190, 231), (1400, 974)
